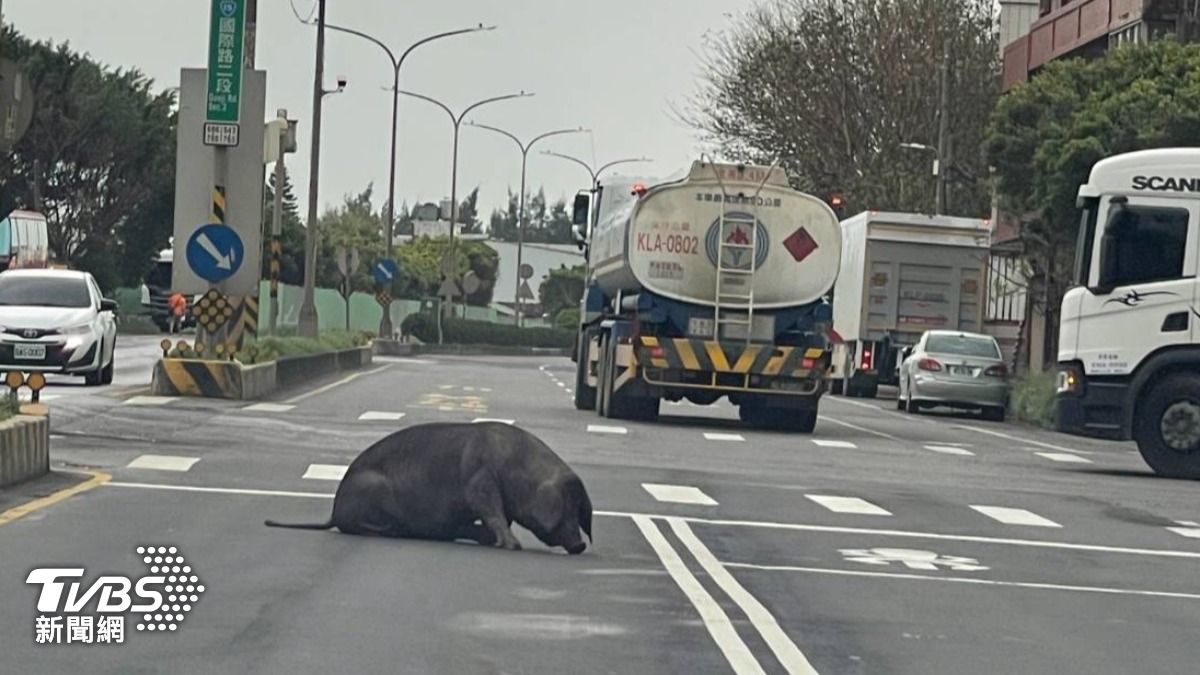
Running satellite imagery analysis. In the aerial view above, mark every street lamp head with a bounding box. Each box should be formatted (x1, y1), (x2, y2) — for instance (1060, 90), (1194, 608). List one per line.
(335, 75), (348, 91)
(477, 24), (498, 31)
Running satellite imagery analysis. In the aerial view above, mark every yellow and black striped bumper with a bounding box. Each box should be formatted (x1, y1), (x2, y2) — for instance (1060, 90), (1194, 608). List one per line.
(634, 337), (827, 378)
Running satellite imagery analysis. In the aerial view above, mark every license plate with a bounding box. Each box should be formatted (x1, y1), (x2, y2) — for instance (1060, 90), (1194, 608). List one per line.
(950, 365), (976, 376)
(14, 343), (46, 360)
(688, 317), (714, 338)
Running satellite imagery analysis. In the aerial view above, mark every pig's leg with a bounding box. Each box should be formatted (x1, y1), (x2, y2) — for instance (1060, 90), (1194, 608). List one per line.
(464, 472), (521, 550)
(455, 521), (498, 546)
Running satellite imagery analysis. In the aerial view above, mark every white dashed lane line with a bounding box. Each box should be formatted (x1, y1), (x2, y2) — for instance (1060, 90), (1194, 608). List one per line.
(925, 445), (976, 456)
(127, 455), (200, 472)
(970, 505), (1062, 528)
(358, 411), (406, 421)
(704, 432), (745, 442)
(473, 418), (515, 425)
(241, 403), (296, 413)
(812, 440), (856, 449)
(1035, 452), (1093, 464)
(588, 425), (628, 435)
(806, 495), (892, 516)
(124, 396), (177, 406)
(642, 483), (719, 506)
(302, 464), (348, 481)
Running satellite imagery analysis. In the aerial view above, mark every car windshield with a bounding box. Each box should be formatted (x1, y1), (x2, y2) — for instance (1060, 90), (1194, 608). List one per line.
(0, 275), (90, 308)
(925, 334), (999, 359)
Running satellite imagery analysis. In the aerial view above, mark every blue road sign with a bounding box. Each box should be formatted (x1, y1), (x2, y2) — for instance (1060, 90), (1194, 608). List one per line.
(373, 258), (398, 285)
(186, 223), (244, 284)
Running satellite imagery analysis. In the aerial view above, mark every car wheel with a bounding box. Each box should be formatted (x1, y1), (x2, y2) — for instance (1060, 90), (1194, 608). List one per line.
(904, 379), (921, 414)
(895, 377), (906, 410)
(100, 350), (115, 385)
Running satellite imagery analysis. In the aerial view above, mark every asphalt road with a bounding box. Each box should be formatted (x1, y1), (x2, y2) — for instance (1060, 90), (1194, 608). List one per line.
(3, 353), (1199, 674)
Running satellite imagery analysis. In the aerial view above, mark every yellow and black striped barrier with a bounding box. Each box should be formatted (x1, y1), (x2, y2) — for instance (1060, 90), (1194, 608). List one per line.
(211, 185), (227, 225)
(635, 336), (825, 378)
(153, 359), (241, 398)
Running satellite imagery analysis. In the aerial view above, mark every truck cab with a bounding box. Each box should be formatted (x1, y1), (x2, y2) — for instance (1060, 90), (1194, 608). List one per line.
(1056, 148), (1200, 478)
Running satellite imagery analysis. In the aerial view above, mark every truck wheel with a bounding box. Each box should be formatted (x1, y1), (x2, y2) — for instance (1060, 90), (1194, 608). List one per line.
(861, 381), (879, 399)
(791, 409), (818, 433)
(596, 333), (613, 417)
(830, 379), (844, 396)
(598, 332), (659, 422)
(1134, 374), (1200, 479)
(573, 330), (597, 411)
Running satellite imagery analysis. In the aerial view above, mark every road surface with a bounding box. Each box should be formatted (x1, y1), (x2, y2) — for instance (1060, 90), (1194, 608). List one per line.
(3, 354), (1198, 674)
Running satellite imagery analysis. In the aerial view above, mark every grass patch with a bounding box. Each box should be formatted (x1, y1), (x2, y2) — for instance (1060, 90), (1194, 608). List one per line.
(1010, 371), (1056, 428)
(0, 394), (17, 422)
(165, 330), (372, 364)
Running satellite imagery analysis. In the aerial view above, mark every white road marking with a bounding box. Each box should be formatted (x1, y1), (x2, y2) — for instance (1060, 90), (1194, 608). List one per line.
(724, 561), (1200, 601)
(284, 365), (391, 403)
(124, 395), (177, 406)
(473, 418), (514, 425)
(439, 384), (455, 389)
(839, 547), (988, 572)
(374, 356), (437, 364)
(1175, 520), (1200, 527)
(1167, 526), (1200, 539)
(96, 482), (1200, 562)
(632, 516), (767, 675)
(953, 423), (1091, 455)
(241, 402), (295, 413)
(669, 518), (819, 674)
(588, 424), (628, 435)
(463, 386), (476, 392)
(816, 414), (901, 441)
(301, 464), (348, 481)
(480, 387), (492, 392)
(812, 439), (856, 449)
(971, 505), (1061, 528)
(126, 454), (199, 472)
(642, 483), (718, 506)
(358, 411), (406, 421)
(925, 445), (975, 456)
(806, 495), (892, 516)
(1036, 452), (1093, 464)
(556, 382), (566, 388)
(565, 388), (573, 394)
(703, 432), (745, 442)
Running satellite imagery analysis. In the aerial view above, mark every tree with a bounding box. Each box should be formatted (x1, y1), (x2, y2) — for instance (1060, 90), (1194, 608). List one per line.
(317, 186), (386, 292)
(987, 39), (1200, 364)
(539, 264), (586, 321)
(394, 236), (498, 305)
(0, 26), (177, 290)
(685, 0), (998, 217)
(456, 187), (483, 234)
(488, 188), (574, 244)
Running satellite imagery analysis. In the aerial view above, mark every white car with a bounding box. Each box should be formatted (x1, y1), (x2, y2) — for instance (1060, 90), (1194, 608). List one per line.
(0, 269), (118, 385)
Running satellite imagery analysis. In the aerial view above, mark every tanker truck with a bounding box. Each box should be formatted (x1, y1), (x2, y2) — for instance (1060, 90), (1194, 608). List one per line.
(568, 160), (842, 431)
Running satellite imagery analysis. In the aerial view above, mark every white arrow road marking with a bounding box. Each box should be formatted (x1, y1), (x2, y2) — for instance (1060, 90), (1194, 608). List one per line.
(127, 455), (199, 472)
(806, 495), (892, 516)
(196, 232), (233, 270)
(642, 483), (718, 506)
(839, 547), (989, 571)
(971, 505), (1061, 528)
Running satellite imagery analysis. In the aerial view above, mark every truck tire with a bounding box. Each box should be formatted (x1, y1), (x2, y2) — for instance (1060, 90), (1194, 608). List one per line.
(573, 329), (597, 411)
(596, 332), (613, 417)
(597, 332), (659, 422)
(1134, 374), (1200, 479)
(830, 379), (844, 396)
(739, 400), (816, 433)
(861, 381), (879, 399)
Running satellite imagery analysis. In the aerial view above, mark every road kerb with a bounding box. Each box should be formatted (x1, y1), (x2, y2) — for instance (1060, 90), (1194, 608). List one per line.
(0, 469), (111, 527)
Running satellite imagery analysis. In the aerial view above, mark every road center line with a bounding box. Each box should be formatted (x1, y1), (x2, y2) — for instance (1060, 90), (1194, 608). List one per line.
(723, 561), (1200, 601)
(284, 365), (392, 404)
(669, 518), (819, 674)
(816, 414), (901, 441)
(96, 482), (1200, 561)
(631, 516), (767, 675)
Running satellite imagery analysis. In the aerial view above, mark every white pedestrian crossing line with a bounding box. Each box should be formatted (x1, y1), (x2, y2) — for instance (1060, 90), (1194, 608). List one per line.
(473, 418), (514, 425)
(971, 505), (1061, 528)
(806, 495), (892, 516)
(925, 445), (975, 456)
(127, 454), (199, 472)
(241, 402), (296, 413)
(812, 440), (856, 449)
(1035, 452), (1092, 464)
(588, 425), (628, 435)
(124, 395), (177, 406)
(358, 409), (406, 421)
(302, 464), (348, 481)
(642, 483), (718, 506)
(703, 432), (745, 442)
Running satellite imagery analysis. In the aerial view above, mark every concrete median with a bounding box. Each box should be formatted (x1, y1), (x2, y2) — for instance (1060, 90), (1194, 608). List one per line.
(374, 339), (570, 358)
(151, 345), (374, 400)
(0, 413), (50, 488)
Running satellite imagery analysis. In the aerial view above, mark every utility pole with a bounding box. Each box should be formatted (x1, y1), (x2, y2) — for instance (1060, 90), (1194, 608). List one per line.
(935, 38), (951, 216)
(298, 0), (326, 338)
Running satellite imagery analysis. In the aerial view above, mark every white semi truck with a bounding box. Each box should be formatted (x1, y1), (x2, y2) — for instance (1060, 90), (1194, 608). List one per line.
(829, 211), (991, 398)
(569, 160), (842, 431)
(1056, 148), (1200, 478)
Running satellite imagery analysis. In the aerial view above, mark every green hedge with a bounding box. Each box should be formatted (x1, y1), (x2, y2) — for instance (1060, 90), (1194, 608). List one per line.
(402, 312), (573, 349)
(1010, 372), (1056, 428)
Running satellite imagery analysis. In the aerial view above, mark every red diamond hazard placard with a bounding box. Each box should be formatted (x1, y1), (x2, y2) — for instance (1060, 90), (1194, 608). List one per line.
(783, 227), (818, 262)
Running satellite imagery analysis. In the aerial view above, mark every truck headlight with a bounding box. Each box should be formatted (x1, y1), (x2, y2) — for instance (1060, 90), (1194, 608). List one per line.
(1056, 367), (1081, 395)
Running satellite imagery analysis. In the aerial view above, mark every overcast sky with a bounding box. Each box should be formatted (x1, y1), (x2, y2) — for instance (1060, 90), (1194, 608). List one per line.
(6, 0), (754, 219)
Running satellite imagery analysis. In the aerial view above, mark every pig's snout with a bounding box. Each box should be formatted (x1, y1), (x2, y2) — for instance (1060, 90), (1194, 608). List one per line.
(565, 541), (587, 555)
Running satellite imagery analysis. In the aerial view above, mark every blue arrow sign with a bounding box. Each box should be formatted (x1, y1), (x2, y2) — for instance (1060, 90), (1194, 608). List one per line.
(373, 258), (398, 285)
(186, 223), (244, 283)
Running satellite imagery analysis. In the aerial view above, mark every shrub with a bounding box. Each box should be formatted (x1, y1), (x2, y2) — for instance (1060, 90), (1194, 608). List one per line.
(402, 312), (573, 349)
(1010, 372), (1056, 428)
(554, 308), (580, 330)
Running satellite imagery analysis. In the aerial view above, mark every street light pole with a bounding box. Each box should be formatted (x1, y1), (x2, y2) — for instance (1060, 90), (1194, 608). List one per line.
(399, 90), (533, 341)
(298, 0), (327, 339)
(315, 23), (496, 339)
(466, 123), (589, 327)
(899, 142), (943, 216)
(541, 151), (652, 190)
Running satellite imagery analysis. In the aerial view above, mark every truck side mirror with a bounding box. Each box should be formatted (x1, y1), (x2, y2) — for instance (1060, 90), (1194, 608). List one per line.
(572, 193), (591, 227)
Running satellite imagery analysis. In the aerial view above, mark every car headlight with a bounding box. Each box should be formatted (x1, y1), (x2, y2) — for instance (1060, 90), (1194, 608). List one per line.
(60, 324), (93, 337)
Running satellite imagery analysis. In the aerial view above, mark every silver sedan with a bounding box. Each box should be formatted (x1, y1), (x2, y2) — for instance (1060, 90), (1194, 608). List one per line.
(897, 330), (1009, 421)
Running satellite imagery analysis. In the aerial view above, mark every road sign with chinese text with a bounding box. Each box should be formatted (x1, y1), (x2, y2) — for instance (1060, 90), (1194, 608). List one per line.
(206, 0), (245, 123)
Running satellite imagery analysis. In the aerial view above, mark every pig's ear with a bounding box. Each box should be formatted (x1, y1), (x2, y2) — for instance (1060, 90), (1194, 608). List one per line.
(531, 482), (564, 532)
